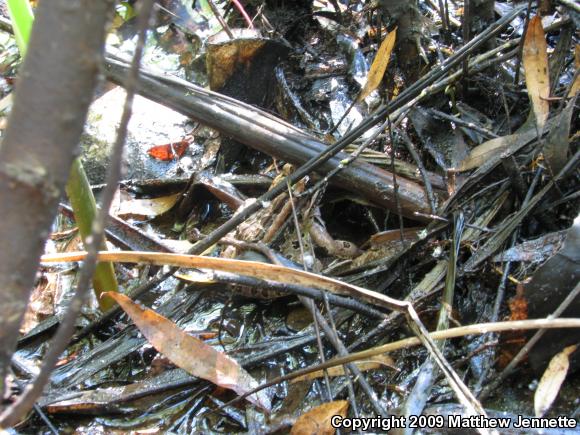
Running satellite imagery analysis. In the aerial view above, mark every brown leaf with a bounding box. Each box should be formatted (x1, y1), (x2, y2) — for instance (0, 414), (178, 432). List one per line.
(358, 28), (397, 102)
(104, 292), (271, 411)
(534, 344), (578, 417)
(523, 16), (550, 132)
(291, 401), (348, 435)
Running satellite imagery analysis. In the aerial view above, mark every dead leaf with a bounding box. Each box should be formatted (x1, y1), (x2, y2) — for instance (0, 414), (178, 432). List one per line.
(543, 95), (576, 175)
(534, 344), (578, 417)
(291, 354), (396, 383)
(104, 292), (271, 412)
(20, 273), (59, 334)
(358, 28), (397, 102)
(115, 193), (180, 219)
(147, 139), (189, 161)
(291, 401), (348, 435)
(456, 133), (524, 172)
(523, 16), (550, 132)
(455, 105), (569, 172)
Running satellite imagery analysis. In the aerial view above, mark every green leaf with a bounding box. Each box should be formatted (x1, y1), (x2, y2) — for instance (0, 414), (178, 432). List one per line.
(6, 0), (34, 54)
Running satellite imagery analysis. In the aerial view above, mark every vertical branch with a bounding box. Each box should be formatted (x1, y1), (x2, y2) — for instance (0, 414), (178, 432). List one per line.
(0, 0), (115, 404)
(0, 0), (155, 427)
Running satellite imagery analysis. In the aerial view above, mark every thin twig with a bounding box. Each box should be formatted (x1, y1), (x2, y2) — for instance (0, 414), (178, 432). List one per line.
(231, 0), (255, 29)
(462, 0), (471, 94)
(396, 129), (438, 213)
(300, 118), (389, 199)
(207, 0), (234, 39)
(428, 108), (499, 139)
(387, 116), (405, 243)
(286, 181), (333, 401)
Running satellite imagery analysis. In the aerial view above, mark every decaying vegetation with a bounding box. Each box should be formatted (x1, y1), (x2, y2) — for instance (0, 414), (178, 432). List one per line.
(0, 0), (578, 432)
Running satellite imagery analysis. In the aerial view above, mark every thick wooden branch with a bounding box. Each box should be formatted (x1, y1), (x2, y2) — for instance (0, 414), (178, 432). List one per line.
(105, 59), (439, 221)
(0, 0), (115, 403)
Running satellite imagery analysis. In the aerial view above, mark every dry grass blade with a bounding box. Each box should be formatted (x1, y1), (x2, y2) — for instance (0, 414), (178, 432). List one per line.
(568, 44), (579, 97)
(41, 251), (411, 311)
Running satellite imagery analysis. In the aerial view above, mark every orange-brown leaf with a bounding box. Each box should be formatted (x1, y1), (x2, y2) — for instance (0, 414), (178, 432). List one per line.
(104, 292), (271, 411)
(358, 28), (397, 102)
(523, 16), (550, 132)
(291, 401), (348, 435)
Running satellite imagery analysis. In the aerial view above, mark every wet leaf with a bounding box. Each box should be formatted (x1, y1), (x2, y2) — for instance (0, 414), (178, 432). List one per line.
(291, 400), (348, 435)
(147, 139), (189, 161)
(358, 28), (397, 102)
(104, 292), (271, 412)
(534, 344), (578, 417)
(523, 16), (550, 132)
(291, 355), (396, 382)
